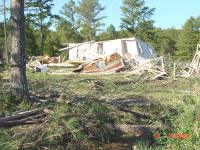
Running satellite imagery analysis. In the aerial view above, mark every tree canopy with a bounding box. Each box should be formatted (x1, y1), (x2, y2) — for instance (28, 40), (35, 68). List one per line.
(0, 0), (199, 61)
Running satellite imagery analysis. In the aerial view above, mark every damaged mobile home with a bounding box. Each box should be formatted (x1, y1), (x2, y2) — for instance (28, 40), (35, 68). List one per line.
(60, 37), (157, 63)
(27, 37), (165, 79)
(59, 37), (165, 78)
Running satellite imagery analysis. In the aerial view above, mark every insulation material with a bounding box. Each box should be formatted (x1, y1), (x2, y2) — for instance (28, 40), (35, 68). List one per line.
(74, 53), (125, 73)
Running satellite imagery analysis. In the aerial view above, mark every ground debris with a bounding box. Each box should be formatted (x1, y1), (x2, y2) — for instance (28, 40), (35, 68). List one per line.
(0, 108), (47, 128)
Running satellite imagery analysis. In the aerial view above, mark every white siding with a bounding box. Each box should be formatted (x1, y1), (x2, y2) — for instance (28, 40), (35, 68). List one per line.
(69, 48), (78, 60)
(125, 40), (138, 58)
(67, 37), (156, 61)
(102, 39), (123, 56)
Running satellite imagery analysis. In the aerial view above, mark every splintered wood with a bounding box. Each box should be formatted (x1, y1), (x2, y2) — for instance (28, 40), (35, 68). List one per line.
(184, 44), (200, 77)
(73, 53), (125, 73)
(128, 56), (166, 80)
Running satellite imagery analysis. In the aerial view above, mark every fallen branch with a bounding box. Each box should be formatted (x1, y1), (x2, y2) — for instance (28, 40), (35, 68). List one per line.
(0, 108), (47, 128)
(0, 119), (43, 127)
(118, 107), (151, 119)
(0, 109), (42, 122)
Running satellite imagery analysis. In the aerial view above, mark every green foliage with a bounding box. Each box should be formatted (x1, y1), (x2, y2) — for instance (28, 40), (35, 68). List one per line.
(121, 0), (155, 36)
(25, 23), (39, 56)
(175, 16), (200, 60)
(56, 17), (83, 44)
(25, 0), (55, 28)
(1, 71), (200, 149)
(137, 140), (165, 150)
(59, 0), (81, 42)
(98, 24), (118, 41)
(77, 0), (106, 40)
(156, 97), (200, 150)
(25, 0), (57, 54)
(151, 28), (179, 56)
(0, 130), (17, 150)
(43, 31), (61, 56)
(0, 20), (12, 63)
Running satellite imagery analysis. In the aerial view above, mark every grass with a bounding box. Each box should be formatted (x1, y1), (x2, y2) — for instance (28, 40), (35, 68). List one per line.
(0, 70), (200, 149)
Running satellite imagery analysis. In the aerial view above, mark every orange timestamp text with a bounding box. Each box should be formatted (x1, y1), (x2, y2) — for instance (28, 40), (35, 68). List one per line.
(153, 133), (190, 140)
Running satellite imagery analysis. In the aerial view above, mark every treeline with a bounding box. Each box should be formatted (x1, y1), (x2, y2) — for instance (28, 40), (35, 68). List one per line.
(0, 0), (200, 62)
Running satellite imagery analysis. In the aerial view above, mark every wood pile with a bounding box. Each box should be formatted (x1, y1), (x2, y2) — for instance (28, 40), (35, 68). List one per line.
(126, 56), (166, 80)
(187, 44), (200, 76)
(179, 44), (200, 77)
(74, 53), (125, 73)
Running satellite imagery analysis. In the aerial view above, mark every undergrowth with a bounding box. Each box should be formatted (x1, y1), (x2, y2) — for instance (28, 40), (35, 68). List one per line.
(0, 71), (200, 149)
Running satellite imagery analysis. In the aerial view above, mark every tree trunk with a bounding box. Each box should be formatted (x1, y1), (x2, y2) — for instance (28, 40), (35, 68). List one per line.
(40, 19), (44, 55)
(10, 0), (29, 99)
(3, 0), (8, 63)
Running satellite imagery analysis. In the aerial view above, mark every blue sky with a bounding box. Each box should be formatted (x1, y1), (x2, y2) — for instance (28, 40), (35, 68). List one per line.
(53, 0), (200, 30)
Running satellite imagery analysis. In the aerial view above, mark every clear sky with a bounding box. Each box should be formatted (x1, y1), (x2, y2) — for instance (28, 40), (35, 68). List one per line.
(53, 0), (200, 30)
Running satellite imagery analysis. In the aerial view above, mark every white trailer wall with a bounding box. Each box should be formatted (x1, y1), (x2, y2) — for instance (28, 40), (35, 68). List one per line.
(124, 40), (138, 58)
(102, 39), (123, 56)
(67, 37), (156, 61)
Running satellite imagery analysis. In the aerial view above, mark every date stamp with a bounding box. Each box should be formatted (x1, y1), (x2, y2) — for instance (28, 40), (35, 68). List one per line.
(153, 133), (190, 140)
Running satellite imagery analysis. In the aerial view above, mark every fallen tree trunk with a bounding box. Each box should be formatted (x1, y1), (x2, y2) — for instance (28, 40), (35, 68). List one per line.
(0, 108), (46, 128)
(0, 119), (43, 127)
(118, 107), (151, 119)
(0, 109), (42, 122)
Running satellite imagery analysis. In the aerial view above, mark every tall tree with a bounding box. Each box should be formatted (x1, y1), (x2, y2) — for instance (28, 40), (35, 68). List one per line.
(121, 0), (155, 36)
(10, 0), (29, 98)
(59, 0), (80, 42)
(175, 16), (200, 60)
(106, 24), (118, 40)
(25, 22), (39, 56)
(2, 0), (8, 63)
(98, 24), (118, 41)
(151, 28), (179, 55)
(25, 0), (55, 54)
(77, 0), (105, 41)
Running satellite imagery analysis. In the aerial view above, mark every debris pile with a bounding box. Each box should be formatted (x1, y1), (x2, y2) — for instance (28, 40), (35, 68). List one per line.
(173, 44), (200, 78)
(27, 55), (77, 73)
(129, 56), (166, 80)
(185, 44), (200, 77)
(72, 53), (166, 80)
(27, 37), (167, 79)
(74, 53), (125, 73)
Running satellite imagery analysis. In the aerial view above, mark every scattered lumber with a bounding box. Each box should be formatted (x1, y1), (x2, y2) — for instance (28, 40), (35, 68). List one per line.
(73, 53), (125, 73)
(187, 44), (200, 76)
(177, 44), (200, 77)
(128, 56), (166, 80)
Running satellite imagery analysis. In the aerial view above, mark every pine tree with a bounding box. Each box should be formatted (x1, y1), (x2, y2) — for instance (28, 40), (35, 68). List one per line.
(10, 0), (29, 99)
(25, 0), (56, 54)
(59, 0), (80, 42)
(98, 24), (118, 41)
(2, 0), (8, 63)
(121, 0), (155, 37)
(175, 17), (200, 60)
(106, 24), (118, 40)
(77, 0), (105, 41)
(151, 28), (179, 55)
